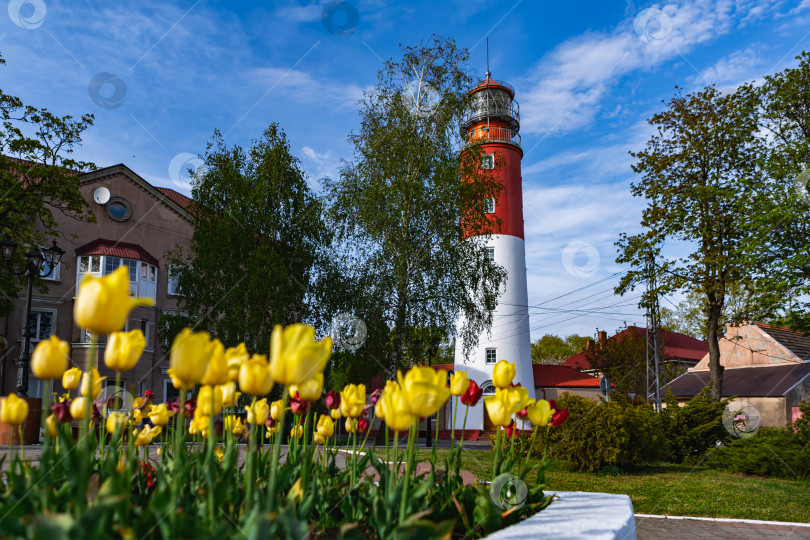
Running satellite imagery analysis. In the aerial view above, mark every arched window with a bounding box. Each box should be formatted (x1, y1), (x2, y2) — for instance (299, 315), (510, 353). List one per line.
(481, 381), (496, 395)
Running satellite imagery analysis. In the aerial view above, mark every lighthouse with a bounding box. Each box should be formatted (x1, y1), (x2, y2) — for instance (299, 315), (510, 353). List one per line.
(453, 72), (534, 431)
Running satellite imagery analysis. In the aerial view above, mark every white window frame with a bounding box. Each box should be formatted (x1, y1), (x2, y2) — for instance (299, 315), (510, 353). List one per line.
(41, 259), (60, 281)
(486, 247), (495, 262)
(167, 265), (182, 296)
(482, 153), (495, 170)
(483, 197), (495, 214)
(485, 347), (497, 364)
(481, 381), (496, 395)
(26, 308), (57, 344)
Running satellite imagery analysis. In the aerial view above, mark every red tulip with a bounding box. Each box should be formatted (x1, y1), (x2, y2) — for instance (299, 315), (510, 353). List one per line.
(265, 417), (275, 428)
(51, 401), (72, 423)
(505, 420), (516, 438)
(325, 390), (340, 410)
(91, 401), (102, 421)
(549, 400), (557, 413)
(166, 399), (180, 414)
(183, 397), (197, 418)
(358, 417), (370, 433)
(290, 393), (309, 415)
(551, 409), (569, 427)
(516, 408), (528, 420)
(461, 380), (483, 406)
(370, 389), (381, 405)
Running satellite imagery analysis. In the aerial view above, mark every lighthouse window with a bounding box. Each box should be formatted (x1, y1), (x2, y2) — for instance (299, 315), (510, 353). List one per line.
(485, 348), (497, 364)
(482, 154), (495, 170)
(486, 247), (495, 261)
(484, 198), (495, 214)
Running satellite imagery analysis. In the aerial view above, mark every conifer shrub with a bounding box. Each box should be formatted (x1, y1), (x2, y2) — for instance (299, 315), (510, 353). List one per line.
(705, 426), (810, 479)
(658, 387), (731, 463)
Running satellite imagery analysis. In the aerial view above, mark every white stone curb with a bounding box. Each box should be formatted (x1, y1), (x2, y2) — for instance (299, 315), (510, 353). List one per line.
(485, 491), (636, 540)
(634, 513), (810, 528)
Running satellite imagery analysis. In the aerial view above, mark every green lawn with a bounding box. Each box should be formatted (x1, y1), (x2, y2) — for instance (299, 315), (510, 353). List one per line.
(411, 448), (810, 523)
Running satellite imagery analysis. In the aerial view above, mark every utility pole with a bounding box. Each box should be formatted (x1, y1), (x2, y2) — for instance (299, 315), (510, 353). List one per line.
(645, 254), (663, 412)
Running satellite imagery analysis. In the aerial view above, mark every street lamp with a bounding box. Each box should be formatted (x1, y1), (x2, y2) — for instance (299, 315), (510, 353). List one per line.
(2, 237), (65, 397)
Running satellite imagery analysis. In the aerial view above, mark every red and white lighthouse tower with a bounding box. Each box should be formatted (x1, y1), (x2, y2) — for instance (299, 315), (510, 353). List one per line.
(454, 71), (534, 431)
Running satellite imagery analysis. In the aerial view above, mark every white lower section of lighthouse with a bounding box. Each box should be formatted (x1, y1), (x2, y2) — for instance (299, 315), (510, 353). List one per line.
(452, 234), (534, 431)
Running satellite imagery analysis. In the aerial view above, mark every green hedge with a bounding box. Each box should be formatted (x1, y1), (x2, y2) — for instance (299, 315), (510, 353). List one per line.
(659, 387), (731, 463)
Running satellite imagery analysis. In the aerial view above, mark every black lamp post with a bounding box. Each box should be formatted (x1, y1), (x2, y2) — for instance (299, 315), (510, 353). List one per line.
(2, 238), (65, 397)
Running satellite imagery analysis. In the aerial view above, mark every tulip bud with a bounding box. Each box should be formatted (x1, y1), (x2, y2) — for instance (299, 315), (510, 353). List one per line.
(290, 393), (309, 415)
(197, 385), (223, 416)
(245, 399), (269, 425)
(345, 418), (356, 434)
(330, 408), (341, 420)
(0, 394), (28, 426)
(225, 343), (249, 383)
(449, 371), (470, 397)
(238, 354), (273, 396)
(201, 339), (228, 386)
(290, 424), (303, 439)
(358, 417), (369, 434)
(551, 409), (569, 427)
(31, 335), (70, 380)
(325, 390), (340, 410)
(62, 367), (82, 391)
(170, 328), (212, 389)
(80, 368), (106, 400)
(45, 414), (59, 438)
(461, 380), (483, 406)
(69, 397), (87, 420)
(370, 389), (381, 405)
(104, 330), (146, 372)
(269, 323), (332, 386)
(51, 400), (72, 423)
(492, 360), (516, 389)
(270, 399), (285, 422)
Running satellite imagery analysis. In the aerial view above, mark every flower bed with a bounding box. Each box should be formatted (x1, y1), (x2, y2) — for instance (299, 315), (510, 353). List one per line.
(0, 266), (571, 539)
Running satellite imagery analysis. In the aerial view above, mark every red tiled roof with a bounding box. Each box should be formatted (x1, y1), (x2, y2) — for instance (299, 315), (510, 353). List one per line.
(563, 326), (708, 370)
(75, 238), (160, 266)
(154, 187), (193, 210)
(532, 364), (602, 388)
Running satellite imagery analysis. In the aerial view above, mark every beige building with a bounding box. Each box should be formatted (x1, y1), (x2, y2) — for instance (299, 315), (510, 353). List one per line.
(667, 323), (810, 426)
(0, 163), (194, 403)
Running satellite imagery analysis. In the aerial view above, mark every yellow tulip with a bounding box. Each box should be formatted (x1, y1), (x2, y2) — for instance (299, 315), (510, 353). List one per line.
(245, 399), (269, 425)
(134, 425), (161, 446)
(62, 367), (81, 390)
(266, 423), (280, 437)
(316, 414), (335, 438)
(527, 400), (552, 427)
(374, 398), (385, 420)
(191, 411), (209, 437)
(106, 411), (129, 435)
(399, 366), (450, 418)
(166, 369), (185, 391)
(149, 403), (171, 426)
(201, 339), (228, 386)
(344, 418), (356, 434)
(290, 424), (304, 439)
(169, 328), (212, 389)
(220, 382), (240, 408)
(70, 397), (87, 420)
(378, 380), (415, 432)
(239, 354), (273, 396)
(197, 385), (223, 416)
(449, 371), (470, 397)
(130, 409), (143, 426)
(0, 394), (28, 426)
(270, 399), (285, 422)
(216, 445), (223, 462)
(313, 433), (325, 445)
(492, 360), (516, 389)
(74, 265), (154, 334)
(330, 408), (341, 420)
(295, 373), (323, 402)
(45, 414), (59, 437)
(224, 415), (244, 436)
(513, 385), (535, 411)
(484, 387), (524, 427)
(31, 335), (70, 380)
(104, 329), (145, 372)
(80, 368), (106, 399)
(339, 384), (366, 418)
(225, 343), (249, 382)
(268, 323), (332, 386)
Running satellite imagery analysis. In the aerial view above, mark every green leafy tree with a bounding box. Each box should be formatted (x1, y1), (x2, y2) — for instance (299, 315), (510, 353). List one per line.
(0, 53), (96, 316)
(530, 333), (589, 364)
(659, 282), (754, 340)
(744, 51), (810, 332)
(325, 36), (506, 380)
(616, 85), (763, 400)
(163, 124), (331, 352)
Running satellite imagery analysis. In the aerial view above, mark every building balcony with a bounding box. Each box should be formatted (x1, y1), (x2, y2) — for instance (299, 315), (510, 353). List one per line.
(461, 101), (520, 131)
(460, 126), (522, 150)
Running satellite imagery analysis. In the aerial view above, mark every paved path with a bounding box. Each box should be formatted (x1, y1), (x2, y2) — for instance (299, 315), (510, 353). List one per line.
(636, 516), (810, 539)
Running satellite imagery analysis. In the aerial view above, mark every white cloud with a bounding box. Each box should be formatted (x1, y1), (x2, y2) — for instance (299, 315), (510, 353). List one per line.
(517, 0), (782, 136)
(248, 66), (366, 112)
(693, 43), (768, 87)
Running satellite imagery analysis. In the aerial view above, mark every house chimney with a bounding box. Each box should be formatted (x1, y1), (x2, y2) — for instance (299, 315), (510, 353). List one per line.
(586, 339), (593, 350)
(598, 331), (607, 347)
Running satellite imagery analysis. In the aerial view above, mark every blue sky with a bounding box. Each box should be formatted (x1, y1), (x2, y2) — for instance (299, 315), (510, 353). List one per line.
(3, 0), (810, 342)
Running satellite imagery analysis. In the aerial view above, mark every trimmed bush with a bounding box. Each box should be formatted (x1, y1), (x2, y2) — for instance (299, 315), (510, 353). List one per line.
(704, 426), (810, 479)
